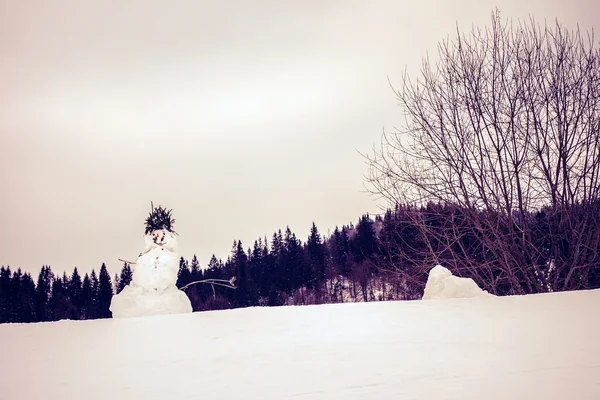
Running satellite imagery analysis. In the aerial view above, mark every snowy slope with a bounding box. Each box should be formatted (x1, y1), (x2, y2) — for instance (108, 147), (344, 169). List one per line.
(1, 290), (599, 399)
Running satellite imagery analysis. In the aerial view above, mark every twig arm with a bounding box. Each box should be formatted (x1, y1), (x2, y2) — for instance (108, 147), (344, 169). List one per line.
(118, 258), (137, 265)
(179, 278), (237, 291)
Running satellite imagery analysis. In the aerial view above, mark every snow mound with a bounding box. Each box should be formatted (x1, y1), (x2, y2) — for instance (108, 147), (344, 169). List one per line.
(110, 229), (192, 318)
(110, 284), (192, 318)
(422, 265), (492, 300)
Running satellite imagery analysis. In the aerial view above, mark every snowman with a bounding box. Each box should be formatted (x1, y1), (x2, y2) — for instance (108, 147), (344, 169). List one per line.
(110, 205), (193, 318)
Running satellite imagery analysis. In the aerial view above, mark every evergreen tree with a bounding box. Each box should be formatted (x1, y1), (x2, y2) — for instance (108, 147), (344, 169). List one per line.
(266, 231), (285, 306)
(331, 227), (351, 276)
(88, 269), (99, 319)
(232, 241), (254, 307)
(81, 273), (92, 319)
(49, 276), (71, 321)
(185, 255), (202, 309)
(307, 223), (326, 291)
(11, 269), (28, 322)
(62, 271), (70, 289)
(251, 239), (268, 299)
(69, 267), (83, 320)
(177, 257), (192, 288)
(18, 272), (36, 322)
(0, 266), (14, 323)
(0, 267), (11, 322)
(117, 262), (133, 294)
(283, 227), (305, 293)
(352, 215), (377, 263)
(97, 264), (113, 318)
(9, 268), (24, 322)
(206, 255), (223, 278)
(190, 255), (201, 281)
(35, 266), (53, 322)
(271, 230), (284, 261)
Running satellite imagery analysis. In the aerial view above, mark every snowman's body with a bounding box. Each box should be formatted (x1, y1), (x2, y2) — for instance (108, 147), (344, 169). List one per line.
(131, 230), (180, 291)
(110, 228), (192, 318)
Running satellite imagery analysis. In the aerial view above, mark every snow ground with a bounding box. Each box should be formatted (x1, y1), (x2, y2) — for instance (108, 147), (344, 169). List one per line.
(1, 290), (599, 399)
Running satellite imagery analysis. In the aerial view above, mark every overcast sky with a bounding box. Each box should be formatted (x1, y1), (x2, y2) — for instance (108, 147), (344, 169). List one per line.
(1, 0), (597, 277)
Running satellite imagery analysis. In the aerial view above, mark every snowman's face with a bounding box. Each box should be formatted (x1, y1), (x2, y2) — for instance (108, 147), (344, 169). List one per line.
(144, 229), (178, 252)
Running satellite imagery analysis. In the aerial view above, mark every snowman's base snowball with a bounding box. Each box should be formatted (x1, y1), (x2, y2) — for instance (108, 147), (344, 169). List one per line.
(422, 265), (493, 300)
(110, 284), (192, 318)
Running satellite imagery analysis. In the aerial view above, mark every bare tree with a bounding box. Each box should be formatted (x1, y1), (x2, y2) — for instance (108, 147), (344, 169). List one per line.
(365, 10), (600, 295)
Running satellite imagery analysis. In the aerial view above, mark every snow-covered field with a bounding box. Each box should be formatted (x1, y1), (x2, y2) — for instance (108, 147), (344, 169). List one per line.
(1, 290), (599, 399)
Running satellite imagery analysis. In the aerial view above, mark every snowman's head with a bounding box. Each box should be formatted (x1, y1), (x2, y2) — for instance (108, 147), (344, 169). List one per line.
(144, 229), (178, 252)
(143, 204), (178, 251)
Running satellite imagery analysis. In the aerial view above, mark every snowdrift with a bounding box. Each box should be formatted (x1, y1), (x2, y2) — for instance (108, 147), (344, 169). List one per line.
(1, 289), (599, 399)
(423, 264), (493, 300)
